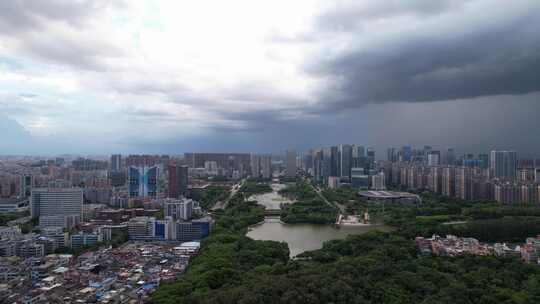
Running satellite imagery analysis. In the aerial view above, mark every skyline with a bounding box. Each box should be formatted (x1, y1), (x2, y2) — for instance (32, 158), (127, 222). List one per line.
(2, 0), (540, 155)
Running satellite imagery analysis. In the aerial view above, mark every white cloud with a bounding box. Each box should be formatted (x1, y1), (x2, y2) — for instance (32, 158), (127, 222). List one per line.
(0, 0), (326, 145)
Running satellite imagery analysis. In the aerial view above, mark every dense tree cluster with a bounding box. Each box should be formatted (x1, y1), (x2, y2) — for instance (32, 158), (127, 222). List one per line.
(279, 182), (337, 224)
(322, 186), (358, 206)
(434, 218), (540, 243)
(190, 185), (231, 210)
(152, 184), (540, 303)
(322, 186), (367, 214)
(152, 185), (289, 303)
(464, 206), (540, 220)
(0, 211), (29, 226)
(153, 231), (540, 303)
(238, 181), (273, 197)
(376, 192), (540, 242)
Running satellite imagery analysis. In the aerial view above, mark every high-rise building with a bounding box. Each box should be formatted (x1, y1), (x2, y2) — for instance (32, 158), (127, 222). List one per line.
(303, 152), (313, 173)
(327, 176), (340, 189)
(330, 146), (339, 176)
(456, 167), (473, 201)
(30, 188), (83, 228)
(518, 159), (535, 169)
(427, 153), (440, 166)
(20, 174), (32, 198)
(520, 184), (537, 204)
(128, 165), (159, 198)
(478, 154), (489, 169)
(429, 166), (443, 194)
(442, 167), (456, 197)
(371, 172), (386, 190)
(127, 217), (156, 241)
(125, 155), (169, 167)
(110, 154), (122, 172)
(285, 150), (297, 177)
(109, 171), (126, 187)
(387, 148), (397, 162)
(351, 168), (369, 188)
(204, 161), (218, 171)
(490, 150), (517, 180)
(164, 198), (194, 221)
(168, 165), (188, 199)
(321, 147), (333, 180)
(400, 146), (412, 162)
(72, 158), (108, 171)
(260, 155), (272, 179)
(494, 183), (520, 204)
(250, 154), (261, 178)
(250, 154), (272, 179)
(444, 148), (456, 166)
(366, 148), (376, 170)
(184, 153), (251, 177)
(339, 144), (353, 179)
(312, 149), (323, 182)
(354, 145), (365, 159)
(518, 168), (535, 182)
(204, 161), (219, 176)
(407, 166), (418, 189)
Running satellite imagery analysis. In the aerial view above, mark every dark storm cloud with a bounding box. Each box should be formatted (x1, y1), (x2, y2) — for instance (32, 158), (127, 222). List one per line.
(309, 0), (540, 111)
(364, 93), (540, 157)
(124, 112), (350, 154)
(318, 0), (468, 31)
(150, 80), (312, 133)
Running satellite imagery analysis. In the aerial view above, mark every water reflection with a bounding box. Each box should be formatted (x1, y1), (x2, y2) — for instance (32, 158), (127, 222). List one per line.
(247, 217), (392, 257)
(248, 183), (293, 210)
(246, 183), (391, 257)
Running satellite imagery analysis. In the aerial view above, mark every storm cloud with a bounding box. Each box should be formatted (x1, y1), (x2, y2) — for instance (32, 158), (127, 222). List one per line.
(308, 0), (540, 110)
(0, 0), (539, 155)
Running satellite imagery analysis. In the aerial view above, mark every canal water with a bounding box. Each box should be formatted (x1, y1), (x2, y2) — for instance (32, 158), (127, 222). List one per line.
(248, 183), (293, 209)
(246, 183), (392, 257)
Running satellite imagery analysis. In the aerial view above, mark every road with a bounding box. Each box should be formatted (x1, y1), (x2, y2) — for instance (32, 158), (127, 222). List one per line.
(211, 179), (244, 210)
(308, 181), (347, 214)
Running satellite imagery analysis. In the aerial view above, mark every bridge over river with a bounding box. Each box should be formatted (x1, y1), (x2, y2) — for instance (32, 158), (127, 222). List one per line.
(263, 209), (281, 216)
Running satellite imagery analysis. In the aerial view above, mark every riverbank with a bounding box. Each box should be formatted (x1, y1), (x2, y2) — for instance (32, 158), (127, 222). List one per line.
(279, 181), (338, 224)
(247, 218), (393, 257)
(154, 185), (540, 303)
(248, 183), (293, 210)
(246, 181), (392, 257)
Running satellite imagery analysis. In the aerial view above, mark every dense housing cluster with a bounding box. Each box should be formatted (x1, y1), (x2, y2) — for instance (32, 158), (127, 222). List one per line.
(1, 241), (200, 303)
(416, 234), (540, 264)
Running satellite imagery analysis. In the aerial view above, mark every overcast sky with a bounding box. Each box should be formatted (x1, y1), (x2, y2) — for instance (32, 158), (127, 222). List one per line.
(1, 0), (539, 156)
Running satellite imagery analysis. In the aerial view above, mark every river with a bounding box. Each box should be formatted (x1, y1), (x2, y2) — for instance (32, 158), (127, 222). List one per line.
(248, 183), (292, 209)
(246, 183), (392, 257)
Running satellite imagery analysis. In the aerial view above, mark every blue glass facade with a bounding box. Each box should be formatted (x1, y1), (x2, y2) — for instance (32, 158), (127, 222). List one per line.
(128, 165), (159, 198)
(154, 221), (165, 239)
(192, 221), (211, 238)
